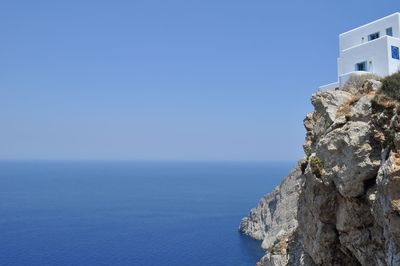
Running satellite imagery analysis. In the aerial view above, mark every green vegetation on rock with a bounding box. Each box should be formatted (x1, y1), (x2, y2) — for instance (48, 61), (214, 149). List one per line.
(309, 156), (323, 178)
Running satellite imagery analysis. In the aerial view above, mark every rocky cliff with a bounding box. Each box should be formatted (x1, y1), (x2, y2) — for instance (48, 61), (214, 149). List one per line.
(240, 78), (400, 266)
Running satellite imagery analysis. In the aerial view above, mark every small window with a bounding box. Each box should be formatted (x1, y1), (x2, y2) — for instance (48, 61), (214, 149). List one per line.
(392, 46), (399, 60)
(368, 32), (380, 41)
(356, 61), (367, 71)
(386, 27), (393, 36)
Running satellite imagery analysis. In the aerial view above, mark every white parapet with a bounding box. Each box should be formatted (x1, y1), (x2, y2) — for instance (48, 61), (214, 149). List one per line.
(319, 81), (340, 91)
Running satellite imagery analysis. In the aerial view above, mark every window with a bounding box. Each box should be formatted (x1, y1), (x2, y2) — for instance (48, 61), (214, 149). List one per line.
(386, 27), (393, 36)
(368, 32), (380, 41)
(392, 46), (399, 60)
(356, 61), (367, 71)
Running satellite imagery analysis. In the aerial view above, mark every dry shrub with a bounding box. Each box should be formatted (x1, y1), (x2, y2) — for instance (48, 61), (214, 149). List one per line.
(303, 144), (312, 159)
(342, 73), (381, 93)
(372, 93), (398, 110)
(380, 72), (400, 100)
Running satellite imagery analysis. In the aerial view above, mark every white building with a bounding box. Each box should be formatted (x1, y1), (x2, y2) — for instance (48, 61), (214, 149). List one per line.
(320, 13), (400, 90)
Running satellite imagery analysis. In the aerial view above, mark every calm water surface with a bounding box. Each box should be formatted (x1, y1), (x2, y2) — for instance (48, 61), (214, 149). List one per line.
(0, 161), (293, 266)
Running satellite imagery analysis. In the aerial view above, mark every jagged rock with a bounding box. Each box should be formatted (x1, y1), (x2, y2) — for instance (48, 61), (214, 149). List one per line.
(240, 79), (400, 266)
(303, 112), (314, 146)
(375, 151), (400, 265)
(311, 90), (353, 125)
(317, 121), (381, 197)
(310, 90), (352, 139)
(351, 94), (374, 122)
(239, 163), (303, 251)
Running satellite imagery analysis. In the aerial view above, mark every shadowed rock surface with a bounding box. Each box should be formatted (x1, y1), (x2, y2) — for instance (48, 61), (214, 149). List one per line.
(240, 79), (400, 265)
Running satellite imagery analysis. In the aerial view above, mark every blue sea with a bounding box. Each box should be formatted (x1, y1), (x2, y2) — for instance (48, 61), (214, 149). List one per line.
(0, 161), (293, 266)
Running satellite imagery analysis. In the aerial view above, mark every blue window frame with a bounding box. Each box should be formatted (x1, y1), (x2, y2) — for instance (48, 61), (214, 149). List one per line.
(356, 61), (367, 71)
(392, 46), (400, 60)
(368, 32), (380, 41)
(386, 27), (393, 36)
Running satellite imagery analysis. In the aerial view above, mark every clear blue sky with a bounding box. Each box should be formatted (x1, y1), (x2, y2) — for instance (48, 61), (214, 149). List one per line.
(0, 1), (398, 161)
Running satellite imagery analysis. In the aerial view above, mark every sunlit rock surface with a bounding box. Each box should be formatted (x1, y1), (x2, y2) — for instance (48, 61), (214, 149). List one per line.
(240, 80), (400, 265)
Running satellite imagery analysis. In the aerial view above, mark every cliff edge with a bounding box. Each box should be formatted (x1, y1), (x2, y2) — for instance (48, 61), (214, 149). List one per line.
(240, 76), (400, 266)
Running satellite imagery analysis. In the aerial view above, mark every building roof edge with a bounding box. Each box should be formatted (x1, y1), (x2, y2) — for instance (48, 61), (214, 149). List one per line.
(339, 12), (400, 37)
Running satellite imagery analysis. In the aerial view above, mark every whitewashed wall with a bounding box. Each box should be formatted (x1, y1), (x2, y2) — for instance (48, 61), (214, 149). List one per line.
(338, 36), (390, 77)
(339, 13), (400, 52)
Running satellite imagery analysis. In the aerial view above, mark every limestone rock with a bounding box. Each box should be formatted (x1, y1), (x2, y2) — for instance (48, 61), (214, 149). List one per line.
(316, 121), (381, 197)
(240, 79), (400, 265)
(239, 163), (303, 251)
(350, 94), (374, 122)
(310, 90), (352, 138)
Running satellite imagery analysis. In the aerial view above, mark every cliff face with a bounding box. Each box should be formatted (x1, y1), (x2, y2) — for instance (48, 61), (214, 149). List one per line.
(240, 79), (400, 266)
